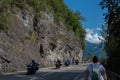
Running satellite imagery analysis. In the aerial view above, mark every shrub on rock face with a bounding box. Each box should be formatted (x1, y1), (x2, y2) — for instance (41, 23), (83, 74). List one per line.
(0, 14), (8, 33)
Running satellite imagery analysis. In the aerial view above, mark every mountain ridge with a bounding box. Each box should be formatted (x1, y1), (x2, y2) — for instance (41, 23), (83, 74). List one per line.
(83, 40), (105, 58)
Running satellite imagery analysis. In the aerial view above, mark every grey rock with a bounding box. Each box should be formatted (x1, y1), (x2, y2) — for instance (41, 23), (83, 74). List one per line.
(0, 9), (83, 72)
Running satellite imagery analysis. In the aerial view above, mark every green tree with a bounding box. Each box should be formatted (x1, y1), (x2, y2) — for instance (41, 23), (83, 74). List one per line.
(87, 52), (94, 61)
(100, 0), (120, 74)
(99, 49), (106, 60)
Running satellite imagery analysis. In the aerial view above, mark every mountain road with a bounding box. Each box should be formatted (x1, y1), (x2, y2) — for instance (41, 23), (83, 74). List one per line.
(0, 63), (89, 80)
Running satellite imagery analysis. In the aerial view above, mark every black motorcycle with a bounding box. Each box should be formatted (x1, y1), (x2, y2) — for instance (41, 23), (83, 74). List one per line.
(55, 60), (62, 69)
(27, 63), (39, 75)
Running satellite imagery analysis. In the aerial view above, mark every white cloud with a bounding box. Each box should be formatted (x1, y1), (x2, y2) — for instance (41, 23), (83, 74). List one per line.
(96, 27), (102, 31)
(85, 28), (103, 44)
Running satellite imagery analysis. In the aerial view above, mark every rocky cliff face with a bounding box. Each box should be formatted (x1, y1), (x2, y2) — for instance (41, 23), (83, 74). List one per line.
(0, 8), (82, 72)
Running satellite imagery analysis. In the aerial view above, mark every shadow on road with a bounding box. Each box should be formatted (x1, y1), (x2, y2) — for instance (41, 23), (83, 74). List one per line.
(0, 70), (85, 80)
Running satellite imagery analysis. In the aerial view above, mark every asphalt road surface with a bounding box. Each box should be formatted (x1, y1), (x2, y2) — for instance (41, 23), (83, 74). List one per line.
(0, 63), (88, 80)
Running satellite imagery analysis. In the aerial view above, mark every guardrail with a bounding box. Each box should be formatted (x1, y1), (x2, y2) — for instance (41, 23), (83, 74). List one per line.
(107, 70), (120, 80)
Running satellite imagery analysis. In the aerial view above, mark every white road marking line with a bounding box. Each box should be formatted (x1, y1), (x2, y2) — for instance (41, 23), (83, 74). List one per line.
(15, 74), (26, 77)
(30, 77), (38, 80)
(73, 74), (80, 80)
(41, 72), (54, 76)
(73, 71), (84, 80)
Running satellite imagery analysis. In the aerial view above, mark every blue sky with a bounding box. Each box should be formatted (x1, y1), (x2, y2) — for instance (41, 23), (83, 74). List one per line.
(64, 0), (105, 44)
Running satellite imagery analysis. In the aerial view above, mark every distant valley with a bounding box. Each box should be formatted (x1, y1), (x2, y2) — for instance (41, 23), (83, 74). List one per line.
(83, 40), (105, 58)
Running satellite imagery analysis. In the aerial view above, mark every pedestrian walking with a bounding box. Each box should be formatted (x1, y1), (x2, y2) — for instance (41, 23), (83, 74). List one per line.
(84, 56), (107, 80)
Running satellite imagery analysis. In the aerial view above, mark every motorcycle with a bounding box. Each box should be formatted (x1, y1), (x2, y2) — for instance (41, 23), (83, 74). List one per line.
(64, 60), (70, 66)
(27, 63), (39, 75)
(55, 60), (62, 69)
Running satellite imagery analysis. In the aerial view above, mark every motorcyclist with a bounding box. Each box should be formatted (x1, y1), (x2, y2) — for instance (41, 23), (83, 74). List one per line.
(75, 59), (79, 65)
(55, 59), (62, 69)
(65, 58), (70, 66)
(27, 60), (39, 74)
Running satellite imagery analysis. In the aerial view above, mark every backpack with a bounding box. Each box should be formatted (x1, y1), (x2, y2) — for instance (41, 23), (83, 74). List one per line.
(90, 64), (101, 80)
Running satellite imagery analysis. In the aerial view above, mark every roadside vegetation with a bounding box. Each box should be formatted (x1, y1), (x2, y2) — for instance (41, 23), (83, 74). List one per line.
(100, 0), (120, 75)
